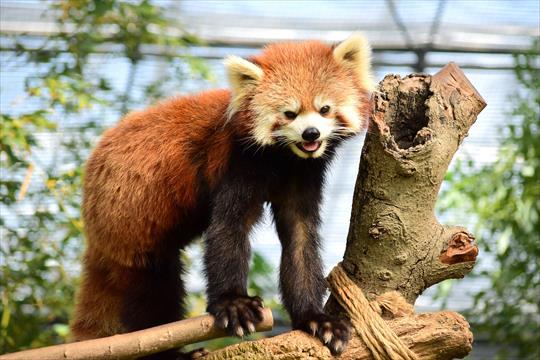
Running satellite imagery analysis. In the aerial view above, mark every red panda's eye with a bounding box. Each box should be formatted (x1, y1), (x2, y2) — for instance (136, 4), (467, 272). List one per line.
(320, 105), (331, 115)
(284, 111), (297, 120)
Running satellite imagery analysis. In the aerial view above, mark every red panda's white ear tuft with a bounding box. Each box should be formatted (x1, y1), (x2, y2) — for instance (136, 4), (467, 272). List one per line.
(224, 55), (264, 115)
(333, 34), (375, 91)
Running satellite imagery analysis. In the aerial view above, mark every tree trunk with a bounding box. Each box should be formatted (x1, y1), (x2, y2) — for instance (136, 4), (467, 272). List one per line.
(207, 62), (486, 359)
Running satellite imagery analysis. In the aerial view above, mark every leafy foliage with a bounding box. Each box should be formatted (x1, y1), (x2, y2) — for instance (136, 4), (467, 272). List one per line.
(438, 41), (539, 358)
(0, 0), (210, 352)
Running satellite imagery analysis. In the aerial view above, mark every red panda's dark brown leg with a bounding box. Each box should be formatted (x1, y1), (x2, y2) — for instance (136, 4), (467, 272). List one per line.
(71, 247), (187, 359)
(72, 245), (213, 360)
(119, 250), (185, 333)
(271, 192), (351, 355)
(203, 176), (265, 337)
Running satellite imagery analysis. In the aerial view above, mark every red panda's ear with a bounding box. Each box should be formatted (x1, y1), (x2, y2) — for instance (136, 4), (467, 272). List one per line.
(333, 34), (375, 91)
(224, 56), (264, 115)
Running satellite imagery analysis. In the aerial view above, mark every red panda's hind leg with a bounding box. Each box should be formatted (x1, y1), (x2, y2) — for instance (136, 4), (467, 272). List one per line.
(71, 247), (189, 359)
(118, 250), (185, 333)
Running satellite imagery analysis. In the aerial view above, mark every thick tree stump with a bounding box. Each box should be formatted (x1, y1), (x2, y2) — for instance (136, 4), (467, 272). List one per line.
(340, 63), (484, 302)
(207, 62), (486, 359)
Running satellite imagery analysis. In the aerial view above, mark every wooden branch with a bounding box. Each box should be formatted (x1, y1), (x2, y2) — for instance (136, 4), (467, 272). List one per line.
(205, 311), (472, 360)
(0, 310), (273, 360)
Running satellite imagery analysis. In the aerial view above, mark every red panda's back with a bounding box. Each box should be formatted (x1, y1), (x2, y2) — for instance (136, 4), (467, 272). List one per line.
(82, 89), (233, 266)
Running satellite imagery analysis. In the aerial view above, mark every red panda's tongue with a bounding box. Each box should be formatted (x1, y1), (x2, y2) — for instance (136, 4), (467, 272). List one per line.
(302, 141), (320, 152)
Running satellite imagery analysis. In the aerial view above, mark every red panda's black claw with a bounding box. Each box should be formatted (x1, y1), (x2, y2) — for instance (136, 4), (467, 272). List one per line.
(208, 294), (265, 337)
(296, 313), (351, 355)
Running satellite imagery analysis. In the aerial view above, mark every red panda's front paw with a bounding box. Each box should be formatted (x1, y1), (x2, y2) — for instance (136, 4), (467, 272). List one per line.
(297, 313), (351, 355)
(208, 295), (265, 337)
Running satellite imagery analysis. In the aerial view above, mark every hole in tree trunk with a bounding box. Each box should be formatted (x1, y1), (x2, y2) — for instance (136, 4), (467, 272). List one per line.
(388, 82), (430, 149)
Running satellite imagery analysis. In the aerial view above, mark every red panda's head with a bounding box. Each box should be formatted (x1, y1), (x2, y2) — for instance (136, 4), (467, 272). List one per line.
(225, 34), (374, 159)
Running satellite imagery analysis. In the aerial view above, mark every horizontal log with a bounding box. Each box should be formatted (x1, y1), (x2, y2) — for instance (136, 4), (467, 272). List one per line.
(0, 309), (273, 360)
(206, 311), (472, 360)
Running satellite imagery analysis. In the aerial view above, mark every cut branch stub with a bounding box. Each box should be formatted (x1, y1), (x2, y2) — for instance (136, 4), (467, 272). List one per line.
(439, 231), (478, 265)
(340, 63), (486, 303)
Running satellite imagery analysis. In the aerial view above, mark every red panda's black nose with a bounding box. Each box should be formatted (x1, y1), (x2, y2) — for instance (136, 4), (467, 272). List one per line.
(302, 127), (320, 141)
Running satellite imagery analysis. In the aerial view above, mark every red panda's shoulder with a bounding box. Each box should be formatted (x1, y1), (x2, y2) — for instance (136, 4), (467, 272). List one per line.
(107, 89), (234, 151)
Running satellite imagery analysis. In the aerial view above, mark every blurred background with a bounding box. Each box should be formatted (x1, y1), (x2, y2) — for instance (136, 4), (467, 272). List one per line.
(0, 0), (538, 358)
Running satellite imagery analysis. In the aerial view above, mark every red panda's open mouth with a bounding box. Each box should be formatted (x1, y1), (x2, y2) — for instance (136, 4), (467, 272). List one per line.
(296, 141), (322, 153)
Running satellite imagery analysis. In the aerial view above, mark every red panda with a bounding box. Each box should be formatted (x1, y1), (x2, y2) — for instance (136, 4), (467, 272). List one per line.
(70, 34), (373, 358)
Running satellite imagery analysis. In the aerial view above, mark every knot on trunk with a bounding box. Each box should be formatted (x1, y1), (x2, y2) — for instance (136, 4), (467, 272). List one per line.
(439, 231), (478, 265)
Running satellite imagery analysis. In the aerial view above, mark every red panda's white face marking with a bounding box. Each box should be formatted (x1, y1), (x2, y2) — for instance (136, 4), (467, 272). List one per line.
(253, 93), (364, 159)
(276, 110), (335, 159)
(226, 34), (373, 159)
(273, 94), (359, 159)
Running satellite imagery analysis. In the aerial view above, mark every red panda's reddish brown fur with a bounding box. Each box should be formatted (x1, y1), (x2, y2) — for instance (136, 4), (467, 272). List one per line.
(83, 90), (233, 267)
(71, 36), (373, 357)
(72, 90), (235, 339)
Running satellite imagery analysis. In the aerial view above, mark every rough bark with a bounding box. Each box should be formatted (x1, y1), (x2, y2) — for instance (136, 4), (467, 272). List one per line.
(0, 310), (273, 360)
(338, 62), (484, 303)
(206, 311), (472, 360)
(207, 62), (486, 359)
